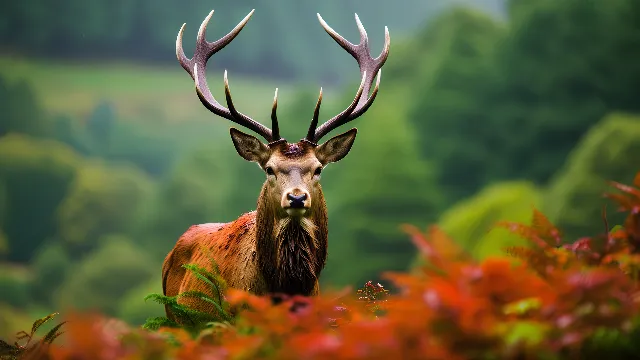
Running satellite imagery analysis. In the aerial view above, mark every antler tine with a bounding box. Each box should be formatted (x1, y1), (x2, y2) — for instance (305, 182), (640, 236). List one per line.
(306, 13), (391, 144)
(305, 87), (323, 141)
(307, 72), (367, 143)
(316, 14), (358, 58)
(177, 9), (279, 142)
(271, 88), (280, 142)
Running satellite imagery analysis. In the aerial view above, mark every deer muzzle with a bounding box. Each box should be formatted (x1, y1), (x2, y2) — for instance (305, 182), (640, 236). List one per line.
(282, 188), (311, 216)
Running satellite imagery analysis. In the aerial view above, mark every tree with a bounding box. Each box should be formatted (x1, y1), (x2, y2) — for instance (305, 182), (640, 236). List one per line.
(0, 264), (30, 309)
(55, 235), (156, 316)
(543, 112), (640, 241)
(50, 114), (92, 156)
(0, 181), (7, 256)
(0, 230), (7, 256)
(56, 161), (154, 256)
(29, 241), (72, 307)
(0, 76), (50, 138)
(405, 7), (505, 205)
(86, 100), (116, 156)
(0, 0), (490, 82)
(0, 134), (81, 262)
(117, 275), (164, 326)
(489, 0), (640, 183)
(404, 0), (640, 206)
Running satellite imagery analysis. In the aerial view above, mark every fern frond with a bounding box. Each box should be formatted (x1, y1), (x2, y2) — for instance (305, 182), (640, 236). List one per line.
(142, 317), (179, 331)
(30, 313), (58, 338)
(42, 322), (67, 344)
(144, 293), (178, 306)
(182, 264), (217, 289)
(177, 290), (231, 320)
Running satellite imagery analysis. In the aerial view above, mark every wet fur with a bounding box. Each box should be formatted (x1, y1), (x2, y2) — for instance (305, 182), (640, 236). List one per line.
(162, 181), (328, 322)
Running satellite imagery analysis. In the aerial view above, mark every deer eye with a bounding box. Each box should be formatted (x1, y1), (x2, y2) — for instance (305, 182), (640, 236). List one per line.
(266, 167), (275, 176)
(314, 167), (322, 176)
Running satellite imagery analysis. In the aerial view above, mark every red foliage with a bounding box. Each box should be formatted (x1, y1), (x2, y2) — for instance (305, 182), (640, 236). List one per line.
(9, 171), (640, 359)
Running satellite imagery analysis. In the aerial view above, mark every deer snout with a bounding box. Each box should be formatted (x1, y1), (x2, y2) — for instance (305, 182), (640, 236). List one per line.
(282, 189), (311, 215)
(287, 193), (307, 208)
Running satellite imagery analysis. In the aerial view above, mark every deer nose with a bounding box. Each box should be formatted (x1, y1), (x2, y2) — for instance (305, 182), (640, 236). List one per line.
(287, 193), (308, 208)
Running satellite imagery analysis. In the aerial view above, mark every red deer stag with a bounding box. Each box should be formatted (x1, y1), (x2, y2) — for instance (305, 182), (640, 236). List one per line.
(162, 9), (390, 320)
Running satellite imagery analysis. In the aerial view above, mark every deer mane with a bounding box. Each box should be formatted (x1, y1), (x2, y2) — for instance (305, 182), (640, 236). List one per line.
(255, 186), (328, 295)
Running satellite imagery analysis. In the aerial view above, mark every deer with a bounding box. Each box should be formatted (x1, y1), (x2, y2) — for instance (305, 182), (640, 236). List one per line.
(162, 9), (390, 322)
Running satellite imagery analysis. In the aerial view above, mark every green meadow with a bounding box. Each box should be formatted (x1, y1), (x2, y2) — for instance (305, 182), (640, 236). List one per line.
(0, 57), (343, 125)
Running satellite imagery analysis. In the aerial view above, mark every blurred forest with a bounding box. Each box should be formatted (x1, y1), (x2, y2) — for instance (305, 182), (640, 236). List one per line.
(1, 0), (639, 338)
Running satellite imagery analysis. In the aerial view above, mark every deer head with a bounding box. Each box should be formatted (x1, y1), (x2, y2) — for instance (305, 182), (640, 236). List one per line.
(176, 9), (390, 225)
(230, 127), (356, 220)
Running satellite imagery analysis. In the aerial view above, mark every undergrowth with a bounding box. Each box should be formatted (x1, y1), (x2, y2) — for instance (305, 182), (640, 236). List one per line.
(0, 313), (65, 360)
(2, 172), (640, 359)
(142, 259), (233, 337)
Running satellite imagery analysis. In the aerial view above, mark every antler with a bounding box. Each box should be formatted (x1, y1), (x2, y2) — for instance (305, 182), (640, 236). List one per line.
(305, 13), (391, 144)
(177, 9), (281, 143)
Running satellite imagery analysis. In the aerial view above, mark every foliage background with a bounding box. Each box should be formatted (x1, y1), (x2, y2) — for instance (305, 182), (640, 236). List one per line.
(1, 0), (639, 340)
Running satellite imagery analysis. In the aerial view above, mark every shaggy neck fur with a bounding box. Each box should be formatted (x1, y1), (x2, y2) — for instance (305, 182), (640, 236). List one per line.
(255, 185), (328, 295)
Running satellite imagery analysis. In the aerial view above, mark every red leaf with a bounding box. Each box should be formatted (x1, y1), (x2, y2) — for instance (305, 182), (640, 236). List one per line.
(608, 180), (640, 201)
(496, 221), (549, 249)
(605, 193), (640, 213)
(531, 208), (563, 247)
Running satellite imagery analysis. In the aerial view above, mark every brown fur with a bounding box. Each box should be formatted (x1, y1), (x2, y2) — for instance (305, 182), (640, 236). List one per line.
(162, 138), (338, 322)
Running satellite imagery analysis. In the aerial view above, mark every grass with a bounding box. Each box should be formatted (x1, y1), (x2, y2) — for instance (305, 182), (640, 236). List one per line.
(0, 56), (343, 127)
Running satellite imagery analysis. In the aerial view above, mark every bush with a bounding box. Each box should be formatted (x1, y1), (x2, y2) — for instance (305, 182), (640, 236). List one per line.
(56, 161), (154, 256)
(0, 230), (7, 257)
(29, 242), (71, 307)
(117, 276), (165, 327)
(0, 134), (81, 262)
(437, 181), (540, 259)
(543, 112), (640, 240)
(0, 181), (7, 256)
(16, 170), (640, 359)
(0, 312), (65, 358)
(54, 235), (156, 316)
(0, 264), (31, 308)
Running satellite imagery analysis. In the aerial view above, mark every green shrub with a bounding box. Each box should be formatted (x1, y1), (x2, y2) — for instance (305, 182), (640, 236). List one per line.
(0, 264), (31, 308)
(544, 112), (640, 240)
(438, 181), (541, 259)
(29, 242), (71, 307)
(54, 235), (155, 315)
(117, 275), (164, 327)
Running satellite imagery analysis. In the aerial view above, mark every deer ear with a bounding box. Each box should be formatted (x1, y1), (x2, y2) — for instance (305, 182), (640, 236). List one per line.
(315, 128), (357, 165)
(230, 128), (270, 165)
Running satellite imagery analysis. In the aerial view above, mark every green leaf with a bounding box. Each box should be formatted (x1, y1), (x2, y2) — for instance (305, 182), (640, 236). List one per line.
(15, 330), (30, 341)
(500, 321), (549, 347)
(144, 293), (178, 305)
(183, 262), (227, 306)
(42, 322), (66, 344)
(182, 264), (217, 288)
(30, 312), (58, 336)
(177, 290), (231, 320)
(503, 297), (542, 315)
(142, 317), (179, 331)
(610, 224), (624, 233)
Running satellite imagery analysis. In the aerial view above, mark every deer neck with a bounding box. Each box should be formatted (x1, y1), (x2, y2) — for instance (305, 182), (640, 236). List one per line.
(255, 185), (328, 295)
